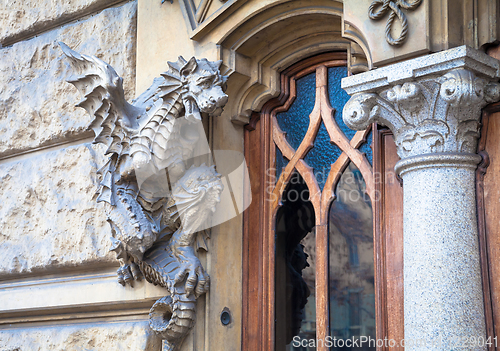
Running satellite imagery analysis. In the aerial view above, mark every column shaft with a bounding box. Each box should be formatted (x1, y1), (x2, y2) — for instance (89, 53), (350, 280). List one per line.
(341, 46), (500, 351)
(400, 155), (486, 350)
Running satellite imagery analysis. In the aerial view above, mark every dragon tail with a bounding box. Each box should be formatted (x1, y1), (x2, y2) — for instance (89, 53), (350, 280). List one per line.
(149, 289), (197, 350)
(140, 249), (197, 351)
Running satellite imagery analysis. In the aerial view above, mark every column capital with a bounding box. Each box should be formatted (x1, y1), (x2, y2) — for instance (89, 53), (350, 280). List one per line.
(342, 46), (500, 160)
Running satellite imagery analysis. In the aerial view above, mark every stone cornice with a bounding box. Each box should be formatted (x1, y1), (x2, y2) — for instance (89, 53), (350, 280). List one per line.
(342, 45), (500, 94)
(342, 46), (500, 160)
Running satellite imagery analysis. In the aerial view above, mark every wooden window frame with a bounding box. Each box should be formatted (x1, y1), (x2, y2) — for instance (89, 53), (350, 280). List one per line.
(242, 52), (404, 351)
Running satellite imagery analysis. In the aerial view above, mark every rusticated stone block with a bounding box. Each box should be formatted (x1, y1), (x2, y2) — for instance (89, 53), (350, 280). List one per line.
(0, 321), (160, 351)
(0, 143), (115, 275)
(0, 0), (125, 45)
(0, 1), (136, 158)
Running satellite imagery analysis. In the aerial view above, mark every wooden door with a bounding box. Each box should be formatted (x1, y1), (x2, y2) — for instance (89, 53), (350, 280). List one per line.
(476, 103), (500, 351)
(473, 46), (500, 351)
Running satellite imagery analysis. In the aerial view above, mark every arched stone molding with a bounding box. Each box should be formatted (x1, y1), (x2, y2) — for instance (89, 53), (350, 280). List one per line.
(214, 0), (371, 125)
(136, 0), (373, 124)
(342, 21), (373, 71)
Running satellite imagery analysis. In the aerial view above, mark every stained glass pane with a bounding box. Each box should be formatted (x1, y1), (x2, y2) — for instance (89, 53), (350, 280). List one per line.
(276, 146), (289, 182)
(304, 121), (343, 190)
(328, 66), (355, 141)
(276, 72), (316, 151)
(358, 130), (373, 166)
(329, 162), (375, 350)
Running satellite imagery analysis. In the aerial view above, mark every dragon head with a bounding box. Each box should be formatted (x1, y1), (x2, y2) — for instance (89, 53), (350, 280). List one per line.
(179, 57), (228, 122)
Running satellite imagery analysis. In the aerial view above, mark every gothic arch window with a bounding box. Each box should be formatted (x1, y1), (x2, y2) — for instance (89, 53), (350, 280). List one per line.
(242, 53), (404, 351)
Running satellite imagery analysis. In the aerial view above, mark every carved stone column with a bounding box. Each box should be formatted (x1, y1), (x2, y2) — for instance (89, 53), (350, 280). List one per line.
(342, 46), (500, 350)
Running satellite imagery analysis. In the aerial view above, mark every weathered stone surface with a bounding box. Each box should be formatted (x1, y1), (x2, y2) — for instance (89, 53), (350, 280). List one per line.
(0, 0), (124, 45)
(343, 0), (429, 67)
(0, 143), (115, 275)
(0, 321), (160, 351)
(0, 1), (137, 158)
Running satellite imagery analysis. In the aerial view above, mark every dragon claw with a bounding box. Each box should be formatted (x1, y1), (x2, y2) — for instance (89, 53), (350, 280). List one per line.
(173, 257), (209, 297)
(116, 261), (143, 287)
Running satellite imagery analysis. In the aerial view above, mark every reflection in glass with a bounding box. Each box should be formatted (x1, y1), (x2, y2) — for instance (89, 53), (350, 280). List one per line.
(329, 163), (375, 351)
(275, 172), (316, 351)
(289, 220), (317, 351)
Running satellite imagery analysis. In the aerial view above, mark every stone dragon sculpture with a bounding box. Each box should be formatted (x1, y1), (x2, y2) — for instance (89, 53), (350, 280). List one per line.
(60, 43), (228, 350)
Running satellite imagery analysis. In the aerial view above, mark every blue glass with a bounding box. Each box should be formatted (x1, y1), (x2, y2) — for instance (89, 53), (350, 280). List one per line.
(276, 72), (316, 151)
(304, 122), (343, 190)
(359, 130), (373, 166)
(276, 146), (289, 182)
(327, 67), (355, 141)
(275, 66), (371, 191)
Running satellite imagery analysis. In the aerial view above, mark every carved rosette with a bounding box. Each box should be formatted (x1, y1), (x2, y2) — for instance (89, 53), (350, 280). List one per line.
(343, 68), (500, 161)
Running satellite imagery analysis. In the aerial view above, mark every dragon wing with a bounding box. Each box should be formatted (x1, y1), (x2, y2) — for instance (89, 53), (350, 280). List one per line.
(130, 59), (186, 173)
(61, 42), (146, 205)
(60, 42), (142, 156)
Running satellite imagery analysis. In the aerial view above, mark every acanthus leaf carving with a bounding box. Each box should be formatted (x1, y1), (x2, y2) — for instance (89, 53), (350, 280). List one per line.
(343, 68), (500, 159)
(61, 42), (229, 350)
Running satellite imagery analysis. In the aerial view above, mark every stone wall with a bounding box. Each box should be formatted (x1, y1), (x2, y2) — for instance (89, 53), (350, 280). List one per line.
(0, 321), (160, 351)
(0, 144), (111, 275)
(0, 1), (161, 349)
(0, 2), (136, 157)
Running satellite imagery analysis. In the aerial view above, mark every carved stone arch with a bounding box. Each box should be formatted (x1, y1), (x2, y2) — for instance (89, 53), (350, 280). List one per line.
(216, 0), (372, 125)
(341, 20), (373, 70)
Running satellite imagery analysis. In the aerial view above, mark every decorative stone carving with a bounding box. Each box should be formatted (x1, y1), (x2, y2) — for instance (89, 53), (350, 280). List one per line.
(344, 68), (500, 159)
(368, 0), (423, 46)
(174, 0), (230, 32)
(61, 43), (228, 351)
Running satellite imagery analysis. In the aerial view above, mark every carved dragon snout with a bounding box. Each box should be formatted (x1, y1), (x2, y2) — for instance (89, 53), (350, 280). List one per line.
(198, 88), (228, 114)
